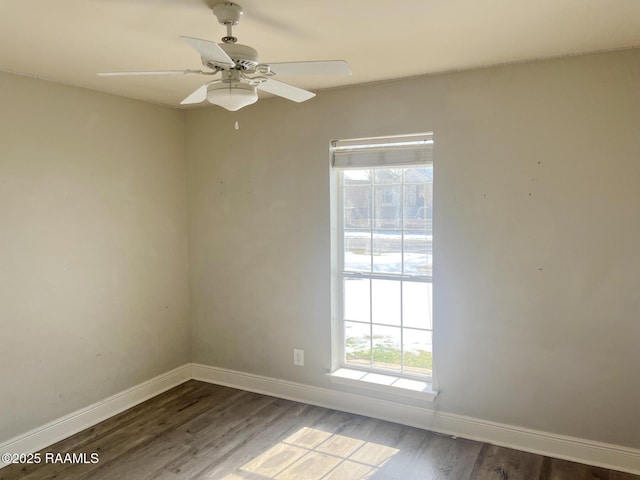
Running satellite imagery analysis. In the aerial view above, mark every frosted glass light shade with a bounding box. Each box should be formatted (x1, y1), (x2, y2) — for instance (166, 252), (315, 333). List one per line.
(207, 83), (258, 111)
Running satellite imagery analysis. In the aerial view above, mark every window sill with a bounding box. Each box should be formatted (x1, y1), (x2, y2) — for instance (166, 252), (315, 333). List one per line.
(328, 368), (438, 402)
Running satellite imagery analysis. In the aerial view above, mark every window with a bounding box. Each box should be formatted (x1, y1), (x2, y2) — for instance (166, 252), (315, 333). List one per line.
(330, 133), (434, 391)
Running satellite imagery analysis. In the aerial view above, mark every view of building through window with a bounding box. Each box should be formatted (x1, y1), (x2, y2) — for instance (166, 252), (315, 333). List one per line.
(339, 164), (433, 378)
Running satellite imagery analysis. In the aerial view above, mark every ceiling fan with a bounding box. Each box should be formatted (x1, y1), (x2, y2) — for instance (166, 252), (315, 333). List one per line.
(99, 2), (352, 111)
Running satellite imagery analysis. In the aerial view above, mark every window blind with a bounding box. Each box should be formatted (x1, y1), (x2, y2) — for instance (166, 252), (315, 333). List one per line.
(331, 132), (434, 169)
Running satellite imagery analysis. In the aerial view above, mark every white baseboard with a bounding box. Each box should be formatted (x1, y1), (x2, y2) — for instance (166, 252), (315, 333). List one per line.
(0, 364), (191, 469)
(192, 363), (640, 475)
(3, 363), (638, 475)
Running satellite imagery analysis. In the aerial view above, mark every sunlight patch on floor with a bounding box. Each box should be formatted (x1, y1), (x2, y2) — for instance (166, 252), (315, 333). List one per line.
(220, 426), (400, 480)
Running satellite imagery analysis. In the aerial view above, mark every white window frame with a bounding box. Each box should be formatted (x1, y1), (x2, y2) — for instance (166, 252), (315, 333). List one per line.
(329, 133), (437, 400)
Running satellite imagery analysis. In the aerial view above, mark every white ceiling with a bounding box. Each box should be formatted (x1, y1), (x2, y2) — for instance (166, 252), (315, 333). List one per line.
(1, 0), (639, 108)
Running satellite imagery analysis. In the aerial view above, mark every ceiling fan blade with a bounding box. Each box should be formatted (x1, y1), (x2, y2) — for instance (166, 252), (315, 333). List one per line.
(98, 70), (204, 76)
(267, 60), (352, 77)
(180, 84), (209, 105)
(181, 36), (235, 67)
(257, 78), (315, 103)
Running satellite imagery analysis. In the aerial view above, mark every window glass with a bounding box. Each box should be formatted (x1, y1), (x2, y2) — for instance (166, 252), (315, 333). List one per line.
(335, 160), (433, 379)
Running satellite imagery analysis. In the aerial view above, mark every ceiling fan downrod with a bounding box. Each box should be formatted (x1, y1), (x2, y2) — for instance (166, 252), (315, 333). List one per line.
(213, 2), (243, 44)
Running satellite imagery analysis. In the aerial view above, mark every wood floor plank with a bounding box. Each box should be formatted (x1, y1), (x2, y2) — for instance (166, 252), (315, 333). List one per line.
(77, 435), (193, 480)
(1, 381), (638, 480)
(45, 382), (224, 480)
(470, 444), (544, 480)
(357, 427), (431, 479)
(540, 457), (611, 480)
(1, 381), (233, 480)
(212, 408), (392, 480)
(150, 393), (291, 479)
(0, 382), (200, 480)
(187, 401), (332, 480)
(391, 432), (483, 480)
(610, 472), (640, 480)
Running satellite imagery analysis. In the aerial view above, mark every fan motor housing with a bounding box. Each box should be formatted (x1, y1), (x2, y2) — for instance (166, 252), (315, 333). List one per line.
(219, 43), (259, 70)
(213, 2), (243, 26)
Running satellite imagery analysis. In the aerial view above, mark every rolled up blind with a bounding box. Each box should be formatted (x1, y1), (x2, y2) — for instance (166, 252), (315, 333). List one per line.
(331, 132), (433, 169)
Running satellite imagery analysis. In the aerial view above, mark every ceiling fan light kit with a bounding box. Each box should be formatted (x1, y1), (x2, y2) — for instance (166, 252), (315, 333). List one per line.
(207, 83), (258, 111)
(98, 2), (351, 111)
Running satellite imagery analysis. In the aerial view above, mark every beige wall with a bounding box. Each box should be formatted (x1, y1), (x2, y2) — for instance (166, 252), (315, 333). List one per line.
(0, 73), (190, 442)
(2, 47), (638, 451)
(186, 48), (640, 449)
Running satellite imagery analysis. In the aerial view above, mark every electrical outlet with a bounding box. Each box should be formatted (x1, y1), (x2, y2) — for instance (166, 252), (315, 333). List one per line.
(293, 349), (304, 366)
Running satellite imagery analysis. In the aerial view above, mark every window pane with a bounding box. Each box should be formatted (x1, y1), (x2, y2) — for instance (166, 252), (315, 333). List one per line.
(403, 281), (432, 329)
(372, 279), (400, 326)
(404, 166), (433, 187)
(344, 169), (371, 185)
(343, 175), (372, 273)
(336, 157), (433, 379)
(344, 234), (371, 272)
(343, 185), (371, 229)
(404, 182), (428, 232)
(404, 166), (433, 185)
(403, 233), (432, 276)
(373, 185), (401, 230)
(372, 231), (402, 274)
(372, 325), (401, 371)
(403, 329), (432, 376)
(372, 183), (402, 274)
(374, 168), (403, 184)
(344, 278), (370, 322)
(345, 321), (371, 367)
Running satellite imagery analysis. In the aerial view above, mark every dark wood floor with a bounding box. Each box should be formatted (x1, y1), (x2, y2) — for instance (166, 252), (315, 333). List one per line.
(1, 380), (637, 480)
